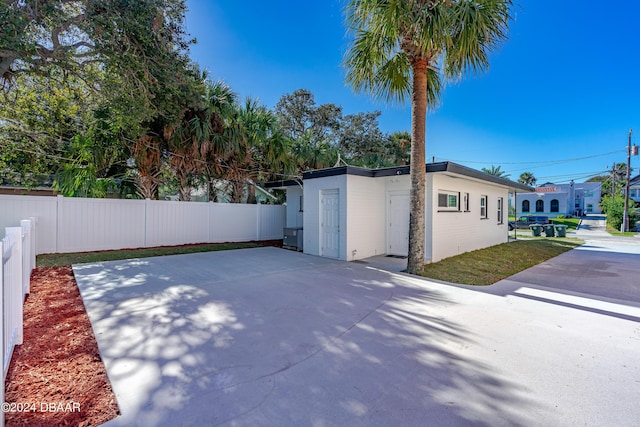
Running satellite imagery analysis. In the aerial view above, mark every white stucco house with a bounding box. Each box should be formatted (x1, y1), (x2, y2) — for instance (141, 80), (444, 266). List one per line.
(514, 181), (602, 218)
(267, 162), (531, 264)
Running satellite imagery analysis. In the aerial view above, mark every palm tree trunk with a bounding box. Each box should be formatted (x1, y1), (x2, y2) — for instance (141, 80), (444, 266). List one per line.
(407, 58), (428, 274)
(247, 183), (257, 204)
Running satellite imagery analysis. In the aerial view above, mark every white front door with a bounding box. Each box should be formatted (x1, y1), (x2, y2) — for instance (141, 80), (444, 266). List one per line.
(388, 192), (410, 256)
(320, 189), (340, 259)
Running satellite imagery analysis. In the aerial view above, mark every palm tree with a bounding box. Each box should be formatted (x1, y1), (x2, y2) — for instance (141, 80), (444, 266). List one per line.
(387, 131), (411, 165)
(209, 97), (296, 203)
(518, 171), (536, 186)
(481, 165), (510, 178)
(199, 81), (240, 201)
(344, 0), (513, 274)
(292, 130), (338, 172)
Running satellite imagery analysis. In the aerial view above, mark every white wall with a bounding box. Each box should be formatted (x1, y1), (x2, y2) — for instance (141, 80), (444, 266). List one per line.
(580, 183), (602, 214)
(0, 195), (285, 254)
(285, 186), (304, 228)
(516, 192), (570, 217)
(303, 175), (347, 259)
(429, 174), (509, 263)
(345, 175), (386, 260)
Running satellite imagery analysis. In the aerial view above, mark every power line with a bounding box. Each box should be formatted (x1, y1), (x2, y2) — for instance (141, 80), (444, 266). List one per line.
(437, 149), (625, 168)
(535, 170), (608, 181)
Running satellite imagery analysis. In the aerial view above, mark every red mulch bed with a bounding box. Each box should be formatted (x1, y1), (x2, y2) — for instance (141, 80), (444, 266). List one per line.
(4, 267), (119, 426)
(4, 242), (284, 426)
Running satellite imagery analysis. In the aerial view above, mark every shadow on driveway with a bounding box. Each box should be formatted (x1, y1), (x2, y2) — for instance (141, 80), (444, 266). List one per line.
(75, 247), (536, 427)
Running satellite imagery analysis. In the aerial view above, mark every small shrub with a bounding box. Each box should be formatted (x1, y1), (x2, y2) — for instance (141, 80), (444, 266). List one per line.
(601, 194), (637, 230)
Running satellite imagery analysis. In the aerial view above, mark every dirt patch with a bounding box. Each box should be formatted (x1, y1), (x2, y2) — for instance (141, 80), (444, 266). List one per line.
(5, 266), (119, 426)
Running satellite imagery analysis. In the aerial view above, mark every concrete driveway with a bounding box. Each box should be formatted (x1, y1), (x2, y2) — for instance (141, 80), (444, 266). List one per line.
(74, 246), (640, 427)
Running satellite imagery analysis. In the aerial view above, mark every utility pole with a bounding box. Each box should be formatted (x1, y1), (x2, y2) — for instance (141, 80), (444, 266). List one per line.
(611, 162), (616, 197)
(622, 129), (632, 232)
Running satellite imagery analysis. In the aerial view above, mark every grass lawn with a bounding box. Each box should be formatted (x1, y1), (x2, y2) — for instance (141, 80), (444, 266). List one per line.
(606, 223), (638, 236)
(549, 217), (580, 230)
(37, 242), (269, 267)
(421, 238), (583, 286)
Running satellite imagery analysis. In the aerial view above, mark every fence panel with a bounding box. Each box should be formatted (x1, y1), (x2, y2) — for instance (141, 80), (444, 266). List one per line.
(145, 200), (210, 247)
(58, 197), (147, 253)
(0, 195), (57, 254)
(210, 203), (258, 242)
(1, 195), (285, 254)
(2, 227), (24, 375)
(258, 205), (286, 240)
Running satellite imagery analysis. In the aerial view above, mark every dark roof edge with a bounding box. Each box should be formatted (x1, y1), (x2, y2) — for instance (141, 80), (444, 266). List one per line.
(268, 162), (533, 192)
(302, 165), (373, 180)
(263, 179), (301, 189)
(438, 162), (533, 192)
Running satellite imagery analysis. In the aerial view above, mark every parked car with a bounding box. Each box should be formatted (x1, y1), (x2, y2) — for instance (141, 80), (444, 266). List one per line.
(508, 215), (550, 230)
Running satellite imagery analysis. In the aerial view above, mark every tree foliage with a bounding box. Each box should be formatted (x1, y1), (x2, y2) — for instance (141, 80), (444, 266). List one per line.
(518, 171), (536, 186)
(482, 165), (509, 178)
(600, 194), (636, 231)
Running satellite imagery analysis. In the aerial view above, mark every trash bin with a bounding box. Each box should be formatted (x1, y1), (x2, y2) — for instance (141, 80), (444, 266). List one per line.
(543, 224), (555, 237)
(554, 224), (567, 237)
(530, 224), (543, 236)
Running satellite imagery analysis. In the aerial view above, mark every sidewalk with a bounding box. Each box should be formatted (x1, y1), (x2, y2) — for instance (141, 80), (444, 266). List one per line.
(571, 214), (611, 239)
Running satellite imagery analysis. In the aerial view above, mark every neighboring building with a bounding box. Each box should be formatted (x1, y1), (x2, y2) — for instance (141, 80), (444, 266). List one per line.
(623, 174), (640, 206)
(267, 162), (530, 264)
(515, 181), (602, 218)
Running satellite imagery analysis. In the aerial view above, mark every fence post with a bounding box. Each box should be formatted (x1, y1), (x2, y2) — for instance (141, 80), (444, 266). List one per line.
(28, 216), (36, 264)
(207, 202), (212, 243)
(144, 198), (149, 248)
(256, 203), (262, 241)
(56, 194), (64, 253)
(20, 219), (32, 295)
(5, 227), (23, 346)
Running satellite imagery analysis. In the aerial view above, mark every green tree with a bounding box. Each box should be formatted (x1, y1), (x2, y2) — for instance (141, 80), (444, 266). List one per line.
(0, 68), (129, 191)
(601, 194), (636, 231)
(337, 111), (386, 167)
(518, 171), (536, 186)
(291, 131), (338, 172)
(482, 165), (510, 178)
(344, 0), (513, 274)
(54, 135), (118, 197)
(275, 89), (341, 173)
(588, 163), (633, 197)
(0, 70), (91, 186)
(275, 89), (342, 150)
(386, 131), (411, 166)
(1, 0), (195, 122)
(2, 0), (203, 199)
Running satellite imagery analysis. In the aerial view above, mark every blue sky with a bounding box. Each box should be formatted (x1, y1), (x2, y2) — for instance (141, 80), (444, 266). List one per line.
(185, 0), (640, 184)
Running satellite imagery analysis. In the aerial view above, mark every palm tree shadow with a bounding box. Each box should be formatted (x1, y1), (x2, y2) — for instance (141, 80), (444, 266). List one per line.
(74, 248), (540, 426)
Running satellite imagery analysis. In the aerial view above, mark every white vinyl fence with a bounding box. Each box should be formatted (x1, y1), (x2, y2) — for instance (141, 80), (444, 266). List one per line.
(0, 195), (285, 254)
(1, 217), (36, 424)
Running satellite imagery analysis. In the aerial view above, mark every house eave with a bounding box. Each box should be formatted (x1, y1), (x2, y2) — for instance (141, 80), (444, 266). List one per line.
(296, 162), (532, 192)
